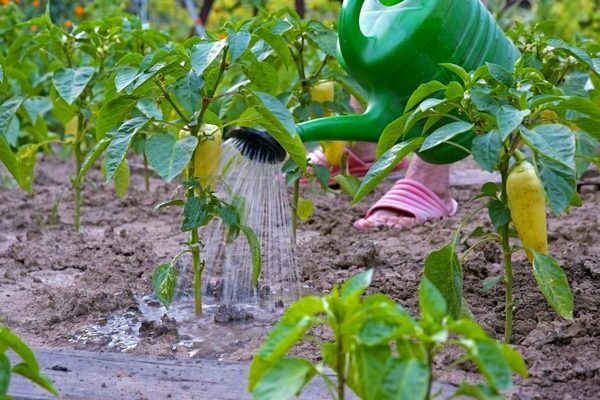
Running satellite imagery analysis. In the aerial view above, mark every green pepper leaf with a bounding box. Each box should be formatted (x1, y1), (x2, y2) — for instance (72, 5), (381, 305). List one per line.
(405, 81), (446, 112)
(52, 67), (95, 105)
(472, 130), (501, 172)
(190, 39), (227, 77)
(171, 71), (204, 116)
(419, 277), (448, 322)
(145, 133), (198, 182)
(182, 196), (209, 231)
(531, 251), (573, 320)
(227, 28), (251, 62)
(248, 296), (324, 391)
(239, 225), (262, 288)
(535, 155), (576, 215)
(104, 117), (149, 183)
(497, 106), (530, 141)
(248, 91), (306, 170)
(354, 137), (424, 203)
(151, 262), (178, 309)
(251, 358), (315, 400)
(421, 121), (473, 151)
(424, 242), (463, 319)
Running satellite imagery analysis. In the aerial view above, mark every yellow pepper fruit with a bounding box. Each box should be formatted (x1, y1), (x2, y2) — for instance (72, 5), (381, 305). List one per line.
(179, 124), (222, 190)
(309, 81), (346, 167)
(64, 116), (78, 135)
(195, 124), (222, 189)
(506, 161), (548, 262)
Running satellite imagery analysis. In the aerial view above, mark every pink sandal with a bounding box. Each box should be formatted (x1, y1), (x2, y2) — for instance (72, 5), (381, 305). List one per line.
(354, 179), (458, 230)
(304, 148), (408, 184)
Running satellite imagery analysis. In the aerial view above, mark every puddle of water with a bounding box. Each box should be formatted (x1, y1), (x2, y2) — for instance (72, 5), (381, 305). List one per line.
(70, 293), (292, 359)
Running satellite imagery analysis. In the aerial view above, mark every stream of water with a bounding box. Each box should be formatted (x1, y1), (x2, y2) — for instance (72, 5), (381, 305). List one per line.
(178, 138), (301, 306)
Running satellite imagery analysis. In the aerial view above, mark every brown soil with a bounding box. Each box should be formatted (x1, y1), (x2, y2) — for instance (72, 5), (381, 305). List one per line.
(1, 156), (599, 400)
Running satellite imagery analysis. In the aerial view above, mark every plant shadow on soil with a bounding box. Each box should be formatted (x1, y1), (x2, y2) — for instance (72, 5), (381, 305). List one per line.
(0, 156), (599, 399)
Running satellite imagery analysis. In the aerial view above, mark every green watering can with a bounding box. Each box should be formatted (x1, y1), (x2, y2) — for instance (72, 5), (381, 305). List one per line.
(234, 0), (519, 164)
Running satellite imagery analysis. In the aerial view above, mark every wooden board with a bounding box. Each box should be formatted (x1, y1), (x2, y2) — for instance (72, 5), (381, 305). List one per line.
(9, 348), (457, 400)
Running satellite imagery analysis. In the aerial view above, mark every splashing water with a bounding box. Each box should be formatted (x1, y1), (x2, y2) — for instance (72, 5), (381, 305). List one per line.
(196, 138), (301, 306)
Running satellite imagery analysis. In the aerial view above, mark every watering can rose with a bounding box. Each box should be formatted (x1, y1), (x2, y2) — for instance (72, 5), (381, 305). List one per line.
(506, 161), (548, 262)
(179, 124), (222, 189)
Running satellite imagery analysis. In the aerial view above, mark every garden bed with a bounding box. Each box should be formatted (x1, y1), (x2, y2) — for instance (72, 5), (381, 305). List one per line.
(1, 156), (599, 399)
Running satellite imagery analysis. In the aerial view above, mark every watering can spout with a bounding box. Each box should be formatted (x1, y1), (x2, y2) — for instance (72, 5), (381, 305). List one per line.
(297, 89), (401, 143)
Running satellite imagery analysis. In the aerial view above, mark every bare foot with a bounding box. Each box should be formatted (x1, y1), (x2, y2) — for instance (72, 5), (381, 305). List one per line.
(354, 158), (455, 229)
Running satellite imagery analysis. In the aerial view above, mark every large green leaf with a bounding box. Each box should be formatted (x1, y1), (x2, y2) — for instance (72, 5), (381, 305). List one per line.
(472, 130), (501, 172)
(114, 159), (130, 199)
(531, 251), (573, 320)
(115, 67), (138, 93)
(151, 262), (178, 309)
(305, 21), (338, 57)
(419, 277), (447, 323)
(575, 131), (598, 177)
(535, 155), (576, 214)
(0, 97), (25, 138)
(12, 363), (58, 396)
(23, 97), (52, 121)
(77, 136), (111, 181)
(52, 67), (95, 105)
(227, 29), (251, 62)
(145, 133), (198, 182)
(0, 354), (10, 396)
(182, 196), (209, 231)
(255, 29), (292, 69)
(104, 117), (149, 182)
(243, 62), (279, 94)
(376, 358), (429, 400)
(239, 225), (262, 288)
(0, 135), (21, 189)
(248, 296), (324, 391)
(486, 62), (513, 86)
(520, 124), (575, 169)
(496, 106), (530, 141)
(249, 91), (306, 170)
(190, 40), (227, 77)
(421, 121), (473, 151)
(547, 39), (597, 73)
(251, 358), (315, 400)
(376, 113), (412, 157)
(171, 71), (204, 116)
(467, 339), (513, 391)
(405, 81), (446, 112)
(0, 328), (39, 372)
(96, 96), (138, 139)
(349, 345), (391, 400)
(341, 269), (373, 300)
(499, 343), (528, 378)
(423, 242), (463, 319)
(354, 137), (424, 203)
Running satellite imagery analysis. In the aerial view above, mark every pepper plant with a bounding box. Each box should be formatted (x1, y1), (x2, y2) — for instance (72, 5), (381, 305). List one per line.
(249, 270), (527, 400)
(353, 25), (600, 343)
(0, 326), (58, 397)
(78, 13), (342, 313)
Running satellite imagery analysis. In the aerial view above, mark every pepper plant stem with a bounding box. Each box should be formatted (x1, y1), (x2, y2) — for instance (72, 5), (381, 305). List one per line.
(336, 334), (345, 400)
(143, 152), (150, 191)
(292, 178), (299, 242)
(499, 163), (514, 343)
(73, 114), (84, 232)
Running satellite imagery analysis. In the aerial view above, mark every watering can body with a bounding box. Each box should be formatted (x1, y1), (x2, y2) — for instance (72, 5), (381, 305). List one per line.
(297, 0), (519, 164)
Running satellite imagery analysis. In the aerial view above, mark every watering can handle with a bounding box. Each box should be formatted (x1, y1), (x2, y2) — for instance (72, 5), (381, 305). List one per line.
(338, 0), (371, 74)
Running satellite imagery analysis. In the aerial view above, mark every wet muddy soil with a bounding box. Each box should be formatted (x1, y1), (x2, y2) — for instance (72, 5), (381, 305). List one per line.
(1, 156), (599, 399)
